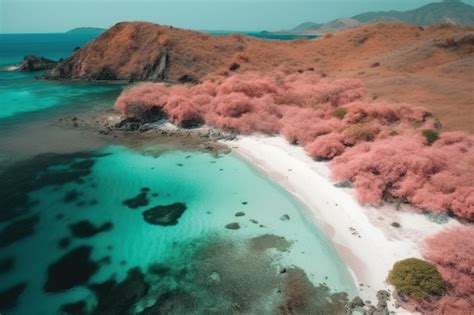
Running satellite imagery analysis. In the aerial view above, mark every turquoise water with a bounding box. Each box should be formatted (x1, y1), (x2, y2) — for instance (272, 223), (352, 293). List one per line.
(0, 71), (123, 120)
(0, 33), (355, 314)
(1, 145), (356, 314)
(0, 33), (99, 66)
(0, 33), (119, 121)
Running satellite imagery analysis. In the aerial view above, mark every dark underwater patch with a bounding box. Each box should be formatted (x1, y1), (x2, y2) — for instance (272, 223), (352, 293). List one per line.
(122, 191), (150, 209)
(147, 263), (171, 276)
(0, 257), (14, 275)
(250, 234), (292, 252)
(0, 152), (108, 222)
(70, 159), (95, 170)
(140, 289), (197, 315)
(44, 246), (100, 293)
(63, 189), (80, 203)
(60, 300), (87, 315)
(69, 220), (113, 238)
(278, 268), (348, 314)
(225, 222), (240, 230)
(142, 202), (186, 226)
(0, 282), (26, 312)
(58, 237), (71, 249)
(46, 235), (350, 314)
(88, 267), (150, 314)
(0, 214), (39, 248)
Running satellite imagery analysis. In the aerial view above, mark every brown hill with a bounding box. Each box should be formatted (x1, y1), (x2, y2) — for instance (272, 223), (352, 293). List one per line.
(46, 21), (474, 132)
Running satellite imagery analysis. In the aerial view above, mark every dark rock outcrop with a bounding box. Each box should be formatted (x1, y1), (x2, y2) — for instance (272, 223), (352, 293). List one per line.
(19, 55), (57, 71)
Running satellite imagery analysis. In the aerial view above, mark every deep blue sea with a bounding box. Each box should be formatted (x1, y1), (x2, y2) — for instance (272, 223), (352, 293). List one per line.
(208, 31), (318, 40)
(0, 33), (354, 315)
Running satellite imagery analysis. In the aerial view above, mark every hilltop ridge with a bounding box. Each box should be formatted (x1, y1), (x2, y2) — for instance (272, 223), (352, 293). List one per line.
(290, 0), (474, 34)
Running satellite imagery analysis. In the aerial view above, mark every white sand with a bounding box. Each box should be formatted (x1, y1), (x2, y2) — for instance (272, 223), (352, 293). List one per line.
(226, 134), (460, 310)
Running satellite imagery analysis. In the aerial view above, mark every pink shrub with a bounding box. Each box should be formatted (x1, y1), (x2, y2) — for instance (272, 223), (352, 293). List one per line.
(115, 71), (473, 221)
(424, 227), (474, 298)
(164, 96), (203, 127)
(418, 227), (474, 313)
(305, 133), (346, 159)
(331, 133), (474, 220)
(280, 107), (342, 145)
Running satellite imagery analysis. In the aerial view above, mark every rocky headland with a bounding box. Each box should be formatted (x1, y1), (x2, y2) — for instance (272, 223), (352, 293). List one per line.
(19, 55), (57, 71)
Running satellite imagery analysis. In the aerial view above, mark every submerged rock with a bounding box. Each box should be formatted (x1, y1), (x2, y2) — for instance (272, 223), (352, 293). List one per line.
(142, 202), (187, 226)
(69, 220), (113, 238)
(0, 214), (40, 247)
(225, 222), (240, 230)
(235, 211), (245, 217)
(44, 246), (100, 293)
(18, 55), (57, 71)
(122, 191), (150, 209)
(0, 282), (26, 311)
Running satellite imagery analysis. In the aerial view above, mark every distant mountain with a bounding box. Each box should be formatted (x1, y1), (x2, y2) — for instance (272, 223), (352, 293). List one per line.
(66, 27), (105, 35)
(291, 22), (323, 32)
(353, 0), (474, 25)
(289, 18), (360, 34)
(287, 0), (474, 34)
(318, 18), (361, 32)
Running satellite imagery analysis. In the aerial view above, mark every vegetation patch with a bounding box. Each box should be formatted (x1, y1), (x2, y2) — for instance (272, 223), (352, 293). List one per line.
(422, 129), (439, 145)
(387, 258), (445, 299)
(331, 107), (347, 119)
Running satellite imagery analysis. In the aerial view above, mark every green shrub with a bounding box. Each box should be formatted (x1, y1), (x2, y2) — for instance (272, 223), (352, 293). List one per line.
(332, 107), (347, 119)
(422, 129), (439, 145)
(387, 258), (445, 299)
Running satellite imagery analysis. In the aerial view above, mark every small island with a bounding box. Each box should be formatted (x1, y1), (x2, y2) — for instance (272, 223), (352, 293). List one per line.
(66, 27), (105, 35)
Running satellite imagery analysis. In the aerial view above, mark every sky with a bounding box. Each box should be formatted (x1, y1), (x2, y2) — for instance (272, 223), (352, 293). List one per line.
(1, 0), (474, 33)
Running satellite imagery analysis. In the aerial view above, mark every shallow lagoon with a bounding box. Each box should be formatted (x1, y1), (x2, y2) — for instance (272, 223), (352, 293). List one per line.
(0, 143), (356, 314)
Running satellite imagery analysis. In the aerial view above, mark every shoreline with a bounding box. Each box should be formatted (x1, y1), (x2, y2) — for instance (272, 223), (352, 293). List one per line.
(226, 134), (461, 311)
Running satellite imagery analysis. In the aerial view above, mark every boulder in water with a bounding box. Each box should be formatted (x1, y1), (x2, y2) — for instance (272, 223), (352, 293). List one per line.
(19, 55), (57, 71)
